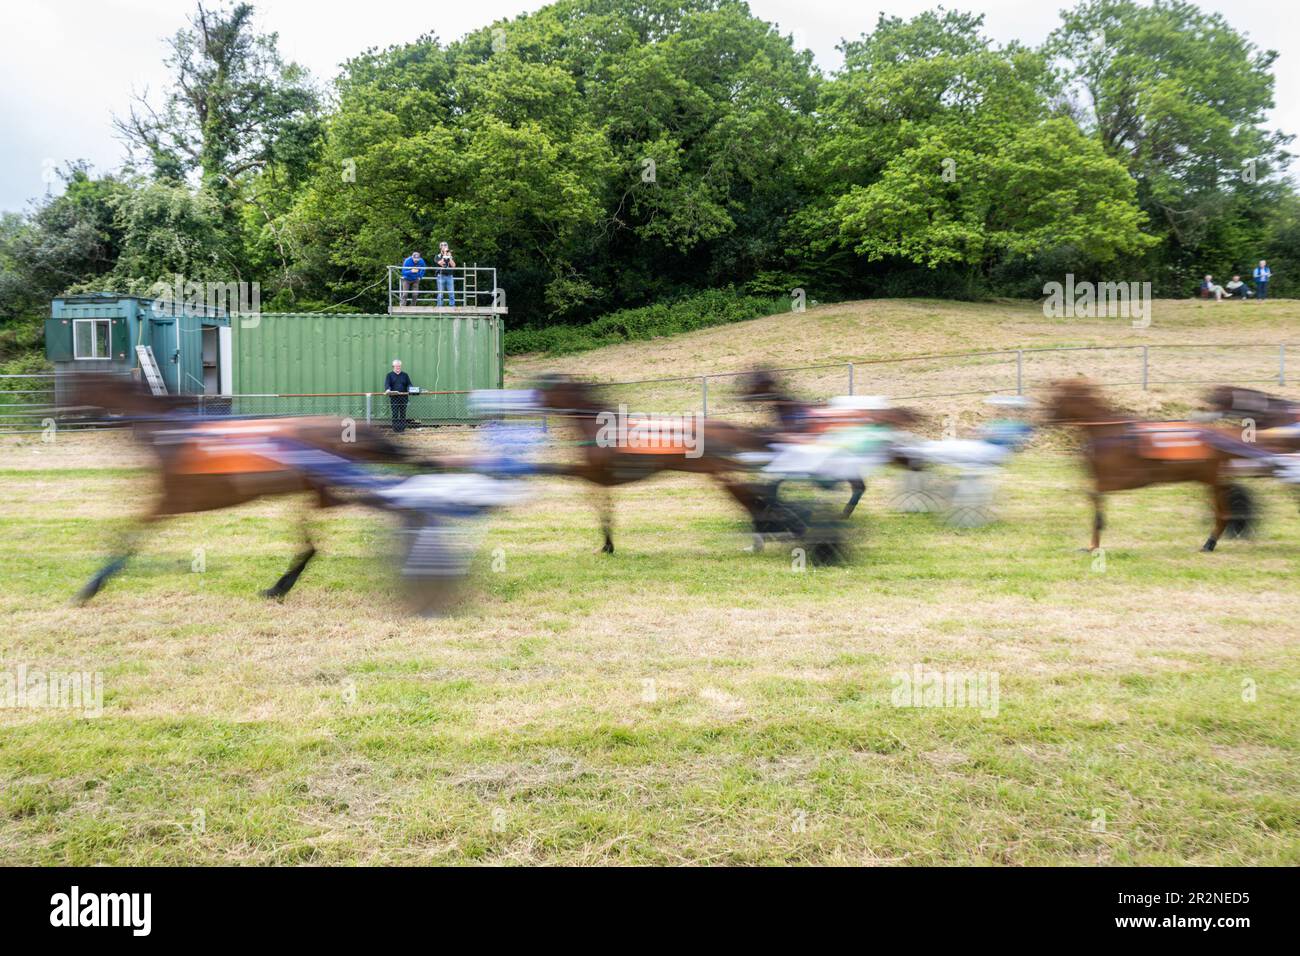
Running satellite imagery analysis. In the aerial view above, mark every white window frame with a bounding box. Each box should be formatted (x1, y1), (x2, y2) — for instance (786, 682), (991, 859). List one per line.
(72, 318), (112, 360)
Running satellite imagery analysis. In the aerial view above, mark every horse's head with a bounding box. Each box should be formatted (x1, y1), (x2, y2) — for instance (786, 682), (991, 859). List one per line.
(531, 373), (602, 414)
(61, 371), (187, 420)
(737, 368), (787, 403)
(1043, 377), (1111, 425)
(877, 405), (926, 428)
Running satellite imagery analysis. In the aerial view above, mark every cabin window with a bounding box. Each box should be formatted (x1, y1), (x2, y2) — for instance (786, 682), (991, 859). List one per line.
(73, 319), (111, 360)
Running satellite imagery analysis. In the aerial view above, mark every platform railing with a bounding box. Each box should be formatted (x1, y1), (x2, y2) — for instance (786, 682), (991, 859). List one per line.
(386, 265), (504, 313)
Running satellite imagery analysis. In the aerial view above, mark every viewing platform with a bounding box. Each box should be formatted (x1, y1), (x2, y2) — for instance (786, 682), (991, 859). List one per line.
(386, 265), (507, 315)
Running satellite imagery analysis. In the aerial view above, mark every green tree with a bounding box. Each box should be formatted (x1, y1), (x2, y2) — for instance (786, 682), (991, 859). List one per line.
(1047, 0), (1293, 290)
(115, 2), (321, 235)
(800, 9), (1152, 294)
(282, 0), (819, 319)
(0, 164), (129, 363)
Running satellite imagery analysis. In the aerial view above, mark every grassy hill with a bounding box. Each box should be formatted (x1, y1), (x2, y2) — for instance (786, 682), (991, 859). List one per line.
(507, 297), (1300, 427)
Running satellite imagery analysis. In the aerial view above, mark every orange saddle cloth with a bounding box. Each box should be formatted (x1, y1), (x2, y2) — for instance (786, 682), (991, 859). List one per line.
(171, 420), (295, 475)
(1133, 422), (1212, 461)
(617, 417), (695, 456)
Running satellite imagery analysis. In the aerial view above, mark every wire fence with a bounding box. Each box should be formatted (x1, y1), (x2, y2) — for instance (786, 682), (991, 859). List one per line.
(598, 342), (1295, 424)
(1, 342), (1294, 434)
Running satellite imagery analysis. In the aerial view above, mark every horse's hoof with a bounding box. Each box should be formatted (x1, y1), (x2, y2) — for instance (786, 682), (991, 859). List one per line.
(261, 587), (285, 600)
(1200, 540), (1217, 553)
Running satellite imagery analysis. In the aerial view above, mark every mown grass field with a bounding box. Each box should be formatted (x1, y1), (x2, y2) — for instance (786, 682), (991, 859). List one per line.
(2, 299), (1298, 865)
(1, 439), (1297, 864)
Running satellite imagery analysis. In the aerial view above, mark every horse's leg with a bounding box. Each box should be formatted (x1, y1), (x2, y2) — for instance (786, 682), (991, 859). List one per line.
(843, 478), (866, 518)
(1202, 480), (1229, 552)
(718, 477), (770, 552)
(1089, 491), (1105, 551)
(598, 488), (615, 554)
(74, 512), (162, 605)
(263, 502), (320, 599)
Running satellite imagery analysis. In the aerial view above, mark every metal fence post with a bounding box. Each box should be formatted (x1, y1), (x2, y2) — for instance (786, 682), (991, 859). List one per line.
(365, 392), (372, 424)
(701, 376), (709, 418)
(847, 362), (855, 395)
(1281, 344), (1287, 386)
(1141, 346), (1149, 390)
(1016, 350), (1023, 395)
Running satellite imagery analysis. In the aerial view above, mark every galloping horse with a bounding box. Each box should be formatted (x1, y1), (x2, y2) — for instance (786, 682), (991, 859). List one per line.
(68, 373), (436, 603)
(737, 368), (926, 517)
(1044, 378), (1262, 552)
(532, 374), (828, 556)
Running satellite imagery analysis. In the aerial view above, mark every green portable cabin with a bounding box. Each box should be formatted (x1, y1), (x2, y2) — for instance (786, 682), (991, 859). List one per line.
(231, 312), (505, 420)
(46, 294), (231, 400)
(45, 288), (505, 422)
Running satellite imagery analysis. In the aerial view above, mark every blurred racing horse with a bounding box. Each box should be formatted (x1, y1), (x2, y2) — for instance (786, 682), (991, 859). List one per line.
(737, 368), (926, 517)
(1203, 385), (1300, 453)
(67, 373), (437, 603)
(1045, 378), (1266, 552)
(532, 375), (843, 558)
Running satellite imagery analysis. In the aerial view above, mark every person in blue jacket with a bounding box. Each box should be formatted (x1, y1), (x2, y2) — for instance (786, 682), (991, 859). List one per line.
(400, 251), (426, 305)
(1254, 260), (1272, 301)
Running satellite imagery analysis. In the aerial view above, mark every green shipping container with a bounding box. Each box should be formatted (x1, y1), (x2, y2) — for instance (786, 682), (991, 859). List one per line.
(231, 312), (504, 420)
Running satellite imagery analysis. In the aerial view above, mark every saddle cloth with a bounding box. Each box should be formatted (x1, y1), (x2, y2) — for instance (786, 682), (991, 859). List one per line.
(1133, 422), (1211, 461)
(170, 420), (296, 474)
(615, 417), (697, 456)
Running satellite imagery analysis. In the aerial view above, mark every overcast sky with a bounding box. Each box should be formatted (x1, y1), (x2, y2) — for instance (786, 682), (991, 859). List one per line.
(1, 0), (1296, 214)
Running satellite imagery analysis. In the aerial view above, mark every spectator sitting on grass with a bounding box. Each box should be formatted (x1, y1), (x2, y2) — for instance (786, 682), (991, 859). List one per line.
(1225, 275), (1253, 299)
(1201, 274), (1227, 301)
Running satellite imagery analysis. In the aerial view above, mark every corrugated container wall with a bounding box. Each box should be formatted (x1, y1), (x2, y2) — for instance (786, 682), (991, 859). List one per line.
(231, 313), (504, 418)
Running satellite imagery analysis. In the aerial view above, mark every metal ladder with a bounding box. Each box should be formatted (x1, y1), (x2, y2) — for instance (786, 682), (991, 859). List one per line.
(136, 345), (168, 396)
(463, 265), (478, 308)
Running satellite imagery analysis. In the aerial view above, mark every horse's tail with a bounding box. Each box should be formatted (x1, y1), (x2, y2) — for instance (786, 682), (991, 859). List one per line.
(1224, 482), (1258, 539)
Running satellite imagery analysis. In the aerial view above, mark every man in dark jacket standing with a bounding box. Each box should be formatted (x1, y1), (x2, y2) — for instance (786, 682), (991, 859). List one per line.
(384, 359), (413, 432)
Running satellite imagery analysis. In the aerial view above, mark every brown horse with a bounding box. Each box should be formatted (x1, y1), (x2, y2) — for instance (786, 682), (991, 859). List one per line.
(1044, 378), (1259, 552)
(533, 374), (825, 556)
(67, 373), (435, 603)
(737, 368), (927, 517)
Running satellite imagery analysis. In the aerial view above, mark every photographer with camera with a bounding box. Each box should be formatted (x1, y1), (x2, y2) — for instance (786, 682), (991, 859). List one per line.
(434, 241), (456, 307)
